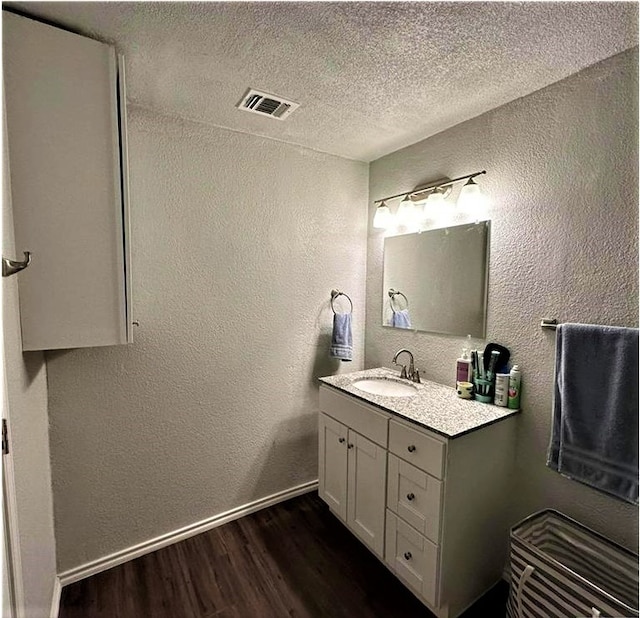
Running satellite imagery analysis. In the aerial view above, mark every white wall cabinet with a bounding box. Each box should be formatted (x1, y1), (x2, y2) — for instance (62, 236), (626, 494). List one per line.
(319, 384), (516, 618)
(3, 11), (132, 351)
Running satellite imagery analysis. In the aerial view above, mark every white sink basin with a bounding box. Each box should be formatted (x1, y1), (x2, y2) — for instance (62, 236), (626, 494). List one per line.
(352, 377), (418, 397)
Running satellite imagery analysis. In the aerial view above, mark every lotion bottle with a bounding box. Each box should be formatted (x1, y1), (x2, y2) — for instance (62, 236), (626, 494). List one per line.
(456, 348), (472, 386)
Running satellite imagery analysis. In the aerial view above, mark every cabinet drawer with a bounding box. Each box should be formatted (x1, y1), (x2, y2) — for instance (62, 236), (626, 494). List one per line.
(387, 454), (442, 543)
(319, 385), (389, 447)
(389, 420), (445, 479)
(385, 510), (438, 607)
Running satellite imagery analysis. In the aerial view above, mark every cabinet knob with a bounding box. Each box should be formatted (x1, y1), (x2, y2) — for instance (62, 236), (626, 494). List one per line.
(347, 443), (354, 449)
(407, 445), (416, 453)
(404, 551), (412, 561)
(338, 437), (346, 443)
(406, 492), (415, 501)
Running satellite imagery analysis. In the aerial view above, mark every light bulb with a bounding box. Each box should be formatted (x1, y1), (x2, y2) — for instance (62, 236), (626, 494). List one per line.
(457, 177), (487, 213)
(373, 201), (392, 229)
(415, 201), (429, 223)
(396, 195), (417, 227)
(426, 189), (447, 208)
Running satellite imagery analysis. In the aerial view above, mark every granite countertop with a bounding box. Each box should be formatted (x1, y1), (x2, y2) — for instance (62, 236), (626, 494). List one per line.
(318, 367), (520, 439)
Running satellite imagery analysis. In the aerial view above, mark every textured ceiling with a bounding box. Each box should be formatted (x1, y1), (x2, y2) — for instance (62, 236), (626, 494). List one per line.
(4, 2), (638, 161)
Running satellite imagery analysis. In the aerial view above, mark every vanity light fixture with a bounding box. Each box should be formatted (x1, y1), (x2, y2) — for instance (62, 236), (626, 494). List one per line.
(373, 200), (392, 229)
(372, 170), (487, 231)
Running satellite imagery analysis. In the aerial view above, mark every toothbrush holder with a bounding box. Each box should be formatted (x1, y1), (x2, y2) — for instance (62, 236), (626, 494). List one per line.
(473, 377), (493, 403)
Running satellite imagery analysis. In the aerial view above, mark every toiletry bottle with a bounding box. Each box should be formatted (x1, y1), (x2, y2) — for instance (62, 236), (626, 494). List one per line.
(456, 348), (472, 386)
(494, 373), (509, 407)
(508, 365), (521, 409)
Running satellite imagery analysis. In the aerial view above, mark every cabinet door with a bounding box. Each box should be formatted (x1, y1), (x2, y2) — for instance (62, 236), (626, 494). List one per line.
(347, 429), (386, 558)
(3, 12), (131, 350)
(318, 413), (348, 521)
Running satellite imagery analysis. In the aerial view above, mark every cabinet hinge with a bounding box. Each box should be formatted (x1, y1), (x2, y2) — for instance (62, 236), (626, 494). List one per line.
(2, 419), (9, 455)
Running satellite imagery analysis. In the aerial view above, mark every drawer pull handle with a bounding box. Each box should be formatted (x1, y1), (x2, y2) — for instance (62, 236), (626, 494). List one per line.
(406, 492), (415, 501)
(347, 443), (354, 449)
(338, 437), (346, 443)
(404, 551), (412, 561)
(407, 445), (416, 453)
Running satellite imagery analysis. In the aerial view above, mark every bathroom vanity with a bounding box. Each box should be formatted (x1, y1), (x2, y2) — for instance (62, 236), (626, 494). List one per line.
(318, 368), (519, 618)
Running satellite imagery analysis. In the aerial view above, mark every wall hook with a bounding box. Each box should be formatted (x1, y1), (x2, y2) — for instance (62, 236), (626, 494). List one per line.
(2, 251), (31, 278)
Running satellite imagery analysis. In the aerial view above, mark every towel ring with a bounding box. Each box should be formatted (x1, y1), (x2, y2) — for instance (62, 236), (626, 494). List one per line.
(388, 289), (408, 311)
(330, 289), (353, 315)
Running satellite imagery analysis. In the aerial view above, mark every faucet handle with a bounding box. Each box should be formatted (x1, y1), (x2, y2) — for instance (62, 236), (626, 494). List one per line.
(413, 370), (421, 384)
(396, 364), (408, 379)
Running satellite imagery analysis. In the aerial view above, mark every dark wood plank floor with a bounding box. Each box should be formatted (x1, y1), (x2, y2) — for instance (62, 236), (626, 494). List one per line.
(59, 492), (508, 617)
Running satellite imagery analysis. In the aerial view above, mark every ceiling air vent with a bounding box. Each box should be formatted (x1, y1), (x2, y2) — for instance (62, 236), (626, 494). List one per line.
(237, 89), (300, 120)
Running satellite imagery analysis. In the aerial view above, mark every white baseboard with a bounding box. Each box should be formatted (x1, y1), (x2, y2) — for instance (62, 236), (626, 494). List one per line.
(58, 480), (318, 587)
(49, 577), (61, 618)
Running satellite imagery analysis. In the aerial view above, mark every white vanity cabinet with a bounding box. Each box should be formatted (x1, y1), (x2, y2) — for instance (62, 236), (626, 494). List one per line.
(318, 387), (389, 558)
(3, 11), (132, 351)
(318, 381), (517, 618)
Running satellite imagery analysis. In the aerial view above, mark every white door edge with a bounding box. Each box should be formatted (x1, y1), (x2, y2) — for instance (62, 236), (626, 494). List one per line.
(2, 359), (26, 618)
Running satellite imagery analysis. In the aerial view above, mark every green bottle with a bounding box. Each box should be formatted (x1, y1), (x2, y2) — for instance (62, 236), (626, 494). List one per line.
(508, 365), (521, 409)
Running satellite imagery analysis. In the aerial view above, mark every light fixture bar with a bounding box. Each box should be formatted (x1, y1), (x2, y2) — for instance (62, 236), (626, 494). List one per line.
(374, 170), (486, 204)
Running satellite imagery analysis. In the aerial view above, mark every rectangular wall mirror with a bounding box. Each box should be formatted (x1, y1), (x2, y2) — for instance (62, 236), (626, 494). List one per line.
(382, 220), (490, 337)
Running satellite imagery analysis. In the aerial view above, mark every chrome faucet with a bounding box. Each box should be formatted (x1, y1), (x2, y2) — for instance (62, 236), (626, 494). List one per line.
(392, 348), (421, 383)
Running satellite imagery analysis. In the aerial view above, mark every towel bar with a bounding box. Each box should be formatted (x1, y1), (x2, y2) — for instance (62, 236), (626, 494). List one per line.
(541, 318), (558, 330)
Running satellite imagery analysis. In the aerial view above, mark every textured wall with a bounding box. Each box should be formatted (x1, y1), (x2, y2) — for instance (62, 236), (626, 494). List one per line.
(366, 49), (639, 549)
(3, 110), (57, 615)
(46, 106), (368, 572)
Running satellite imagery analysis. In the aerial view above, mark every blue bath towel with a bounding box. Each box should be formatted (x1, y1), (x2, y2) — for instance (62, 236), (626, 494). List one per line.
(547, 323), (639, 504)
(330, 312), (352, 362)
(391, 309), (412, 329)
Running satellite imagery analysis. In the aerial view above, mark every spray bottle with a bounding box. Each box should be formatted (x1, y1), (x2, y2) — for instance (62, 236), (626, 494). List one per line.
(508, 365), (522, 409)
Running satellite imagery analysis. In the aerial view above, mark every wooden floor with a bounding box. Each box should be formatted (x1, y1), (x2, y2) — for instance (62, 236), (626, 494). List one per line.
(59, 492), (508, 618)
